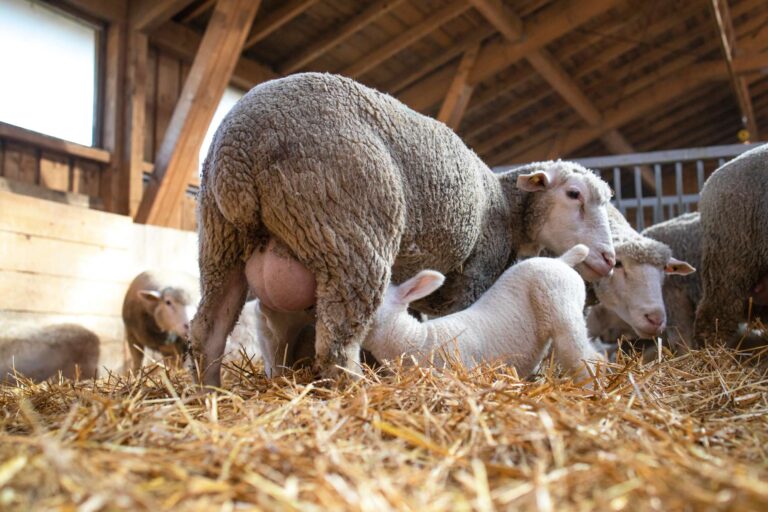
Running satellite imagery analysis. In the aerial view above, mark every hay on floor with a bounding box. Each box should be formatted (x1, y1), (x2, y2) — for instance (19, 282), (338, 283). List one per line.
(0, 346), (767, 511)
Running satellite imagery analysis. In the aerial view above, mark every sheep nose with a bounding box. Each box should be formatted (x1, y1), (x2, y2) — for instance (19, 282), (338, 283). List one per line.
(601, 251), (616, 269)
(644, 311), (665, 332)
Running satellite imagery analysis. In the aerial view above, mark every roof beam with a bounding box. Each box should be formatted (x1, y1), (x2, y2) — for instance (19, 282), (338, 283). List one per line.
(280, 0), (408, 74)
(130, 0), (195, 32)
(150, 21), (277, 91)
(469, 0), (648, 183)
(243, 0), (319, 49)
(48, 0), (126, 22)
(437, 44), (481, 130)
(341, 0), (471, 79)
(710, 0), (758, 139)
(398, 0), (622, 112)
(181, 0), (217, 22)
(500, 53), (768, 164)
(135, 0), (260, 226)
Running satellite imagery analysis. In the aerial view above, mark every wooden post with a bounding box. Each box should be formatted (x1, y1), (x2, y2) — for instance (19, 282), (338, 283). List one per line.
(135, 0), (261, 226)
(100, 18), (126, 214)
(124, 31), (148, 217)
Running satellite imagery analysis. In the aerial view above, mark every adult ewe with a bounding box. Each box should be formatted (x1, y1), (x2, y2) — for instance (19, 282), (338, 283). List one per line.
(695, 144), (768, 345)
(191, 73), (615, 386)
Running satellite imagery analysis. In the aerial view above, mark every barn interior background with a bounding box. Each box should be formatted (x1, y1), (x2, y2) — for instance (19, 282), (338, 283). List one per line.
(2, 0), (767, 371)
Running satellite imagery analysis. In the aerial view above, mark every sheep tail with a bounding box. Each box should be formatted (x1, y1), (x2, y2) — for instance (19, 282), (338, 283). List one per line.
(559, 244), (590, 267)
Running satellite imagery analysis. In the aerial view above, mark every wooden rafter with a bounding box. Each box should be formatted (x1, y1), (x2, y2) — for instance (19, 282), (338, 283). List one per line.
(468, 0), (651, 185)
(497, 53), (768, 165)
(341, 0), (471, 79)
(181, 0), (217, 23)
(280, 0), (408, 74)
(437, 45), (481, 130)
(135, 0), (261, 226)
(243, 0), (319, 49)
(150, 21), (277, 91)
(710, 0), (759, 139)
(398, 0), (623, 112)
(130, 0), (195, 32)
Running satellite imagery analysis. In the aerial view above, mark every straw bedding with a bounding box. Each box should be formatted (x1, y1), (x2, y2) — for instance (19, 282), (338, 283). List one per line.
(1, 345), (767, 511)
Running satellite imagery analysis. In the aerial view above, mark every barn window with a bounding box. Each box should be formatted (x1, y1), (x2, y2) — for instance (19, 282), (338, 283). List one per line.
(198, 86), (245, 172)
(0, 0), (100, 146)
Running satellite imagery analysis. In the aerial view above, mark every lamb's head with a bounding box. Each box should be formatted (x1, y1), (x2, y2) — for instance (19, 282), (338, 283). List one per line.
(366, 271), (445, 342)
(139, 287), (197, 340)
(515, 161), (615, 282)
(592, 236), (695, 338)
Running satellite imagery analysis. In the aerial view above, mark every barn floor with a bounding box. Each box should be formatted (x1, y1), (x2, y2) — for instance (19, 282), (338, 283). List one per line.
(1, 346), (767, 511)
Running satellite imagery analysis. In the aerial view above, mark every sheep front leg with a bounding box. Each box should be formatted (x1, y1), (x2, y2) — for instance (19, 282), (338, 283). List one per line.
(550, 312), (603, 382)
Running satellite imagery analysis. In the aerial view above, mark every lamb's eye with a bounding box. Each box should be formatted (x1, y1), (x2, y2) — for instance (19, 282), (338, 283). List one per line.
(566, 189), (580, 200)
(165, 300), (172, 306)
(614, 261), (623, 268)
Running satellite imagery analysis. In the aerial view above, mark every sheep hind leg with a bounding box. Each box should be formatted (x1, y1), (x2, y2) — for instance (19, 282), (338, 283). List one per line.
(694, 256), (750, 347)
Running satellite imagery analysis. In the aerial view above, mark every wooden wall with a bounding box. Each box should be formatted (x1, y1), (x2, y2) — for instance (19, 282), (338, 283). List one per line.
(0, 188), (198, 374)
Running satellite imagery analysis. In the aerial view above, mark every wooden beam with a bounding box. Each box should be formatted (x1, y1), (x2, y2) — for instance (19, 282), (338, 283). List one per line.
(244, 0), (319, 49)
(710, 0), (759, 139)
(130, 0), (195, 32)
(467, 0), (522, 41)
(398, 0), (622, 112)
(341, 0), (471, 79)
(437, 45), (481, 130)
(280, 0), (408, 74)
(135, 0), (260, 226)
(0, 122), (111, 164)
(47, 0), (126, 22)
(181, 0), (216, 22)
(123, 31), (148, 217)
(150, 21), (277, 91)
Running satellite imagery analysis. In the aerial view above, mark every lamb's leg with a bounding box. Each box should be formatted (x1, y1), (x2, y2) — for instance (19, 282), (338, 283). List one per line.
(550, 310), (603, 380)
(189, 196), (248, 388)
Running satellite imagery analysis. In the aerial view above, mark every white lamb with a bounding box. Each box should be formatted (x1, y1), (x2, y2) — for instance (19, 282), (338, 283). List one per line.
(362, 245), (603, 380)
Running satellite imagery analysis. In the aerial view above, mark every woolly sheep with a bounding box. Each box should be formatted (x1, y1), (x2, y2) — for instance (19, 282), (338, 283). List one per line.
(191, 72), (615, 386)
(695, 144), (768, 345)
(122, 271), (198, 373)
(361, 245), (603, 379)
(592, 212), (768, 349)
(590, 206), (696, 341)
(0, 324), (100, 384)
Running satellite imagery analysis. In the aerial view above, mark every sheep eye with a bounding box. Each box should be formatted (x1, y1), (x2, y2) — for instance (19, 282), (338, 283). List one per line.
(614, 261), (623, 268)
(566, 189), (580, 200)
(165, 300), (172, 306)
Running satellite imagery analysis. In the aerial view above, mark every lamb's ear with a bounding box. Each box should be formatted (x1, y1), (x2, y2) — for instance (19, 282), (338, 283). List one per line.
(138, 290), (162, 308)
(395, 271), (446, 305)
(665, 258), (696, 275)
(516, 166), (557, 192)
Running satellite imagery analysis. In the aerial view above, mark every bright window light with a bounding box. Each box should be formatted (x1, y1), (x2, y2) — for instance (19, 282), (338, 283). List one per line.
(0, 0), (98, 146)
(199, 86), (246, 174)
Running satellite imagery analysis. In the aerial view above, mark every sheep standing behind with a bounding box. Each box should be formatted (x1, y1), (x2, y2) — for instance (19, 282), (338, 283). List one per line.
(362, 245), (602, 379)
(222, 300), (263, 364)
(0, 324), (100, 384)
(192, 72), (616, 386)
(589, 206), (696, 343)
(122, 271), (198, 373)
(695, 144), (768, 345)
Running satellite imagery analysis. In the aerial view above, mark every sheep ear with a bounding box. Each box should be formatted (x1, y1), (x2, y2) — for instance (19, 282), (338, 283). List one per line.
(516, 169), (554, 192)
(395, 271), (446, 305)
(138, 290), (162, 308)
(665, 258), (695, 275)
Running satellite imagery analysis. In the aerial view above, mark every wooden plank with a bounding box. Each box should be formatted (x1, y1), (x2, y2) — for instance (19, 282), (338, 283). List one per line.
(150, 21), (277, 91)
(48, 0), (127, 23)
(397, 0), (622, 112)
(280, 0), (408, 74)
(181, 0), (217, 22)
(0, 231), (132, 283)
(244, 0), (320, 49)
(100, 20), (125, 214)
(123, 31), (149, 217)
(468, 0), (522, 41)
(154, 52), (182, 154)
(0, 122), (111, 164)
(130, 0), (196, 32)
(71, 160), (101, 197)
(0, 270), (127, 317)
(2, 142), (37, 185)
(38, 152), (70, 193)
(340, 0), (471, 78)
(437, 44), (481, 130)
(0, 189), (132, 249)
(710, 0), (759, 139)
(136, 0), (261, 226)
(0, 177), (102, 210)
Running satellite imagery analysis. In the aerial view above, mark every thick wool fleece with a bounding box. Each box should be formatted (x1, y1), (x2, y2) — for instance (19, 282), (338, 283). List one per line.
(695, 143), (768, 344)
(191, 72), (611, 384)
(0, 324), (100, 383)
